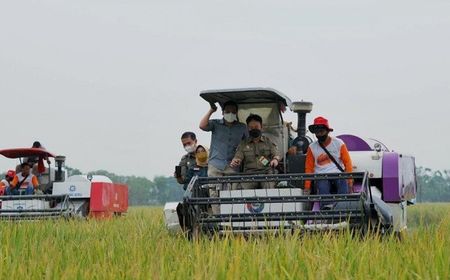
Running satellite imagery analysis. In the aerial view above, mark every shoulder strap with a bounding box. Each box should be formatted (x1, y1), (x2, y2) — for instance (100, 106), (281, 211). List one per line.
(319, 142), (345, 172)
(16, 175), (30, 189)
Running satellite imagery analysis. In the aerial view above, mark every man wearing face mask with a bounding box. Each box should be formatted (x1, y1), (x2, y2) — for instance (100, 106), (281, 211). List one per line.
(230, 114), (281, 189)
(304, 116), (353, 198)
(175, 132), (198, 186)
(199, 101), (248, 212)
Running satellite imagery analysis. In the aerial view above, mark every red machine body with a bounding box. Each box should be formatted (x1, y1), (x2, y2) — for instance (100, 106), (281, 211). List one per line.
(89, 183), (129, 218)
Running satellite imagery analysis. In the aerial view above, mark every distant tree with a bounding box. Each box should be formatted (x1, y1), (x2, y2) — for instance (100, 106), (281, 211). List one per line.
(65, 166), (82, 177)
(3, 165), (447, 204)
(151, 176), (184, 204)
(417, 167), (450, 202)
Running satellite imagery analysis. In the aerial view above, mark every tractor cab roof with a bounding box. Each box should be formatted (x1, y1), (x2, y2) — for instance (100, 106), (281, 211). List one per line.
(0, 148), (56, 159)
(200, 87), (292, 108)
(200, 88), (293, 159)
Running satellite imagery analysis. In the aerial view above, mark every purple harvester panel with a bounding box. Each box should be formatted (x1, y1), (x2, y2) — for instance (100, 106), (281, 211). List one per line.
(382, 152), (401, 202)
(337, 134), (372, 152)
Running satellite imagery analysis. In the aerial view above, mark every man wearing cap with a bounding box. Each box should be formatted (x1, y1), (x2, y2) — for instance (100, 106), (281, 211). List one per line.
(0, 170), (16, 195)
(304, 116), (353, 197)
(7, 162), (39, 195)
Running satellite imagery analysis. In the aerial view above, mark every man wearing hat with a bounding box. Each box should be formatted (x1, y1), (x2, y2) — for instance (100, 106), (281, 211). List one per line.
(0, 170), (16, 195)
(304, 116), (353, 197)
(6, 162), (39, 195)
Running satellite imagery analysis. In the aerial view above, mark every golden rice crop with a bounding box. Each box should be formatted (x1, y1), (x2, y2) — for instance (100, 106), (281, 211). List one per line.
(0, 204), (449, 280)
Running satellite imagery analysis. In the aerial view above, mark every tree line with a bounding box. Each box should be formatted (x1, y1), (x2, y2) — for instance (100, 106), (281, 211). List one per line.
(416, 167), (450, 203)
(2, 167), (449, 204)
(81, 167), (449, 205)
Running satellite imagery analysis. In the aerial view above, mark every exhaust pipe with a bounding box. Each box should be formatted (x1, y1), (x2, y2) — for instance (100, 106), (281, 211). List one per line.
(290, 101), (313, 138)
(286, 101), (313, 177)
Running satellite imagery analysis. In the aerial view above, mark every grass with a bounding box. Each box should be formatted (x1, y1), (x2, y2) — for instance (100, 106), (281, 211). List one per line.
(0, 203), (449, 279)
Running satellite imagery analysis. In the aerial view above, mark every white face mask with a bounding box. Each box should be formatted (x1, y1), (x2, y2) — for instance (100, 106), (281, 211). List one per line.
(223, 113), (237, 123)
(184, 145), (196, 153)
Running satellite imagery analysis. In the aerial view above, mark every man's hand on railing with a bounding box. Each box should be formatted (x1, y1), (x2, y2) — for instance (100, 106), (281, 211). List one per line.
(230, 158), (241, 168)
(269, 158), (279, 168)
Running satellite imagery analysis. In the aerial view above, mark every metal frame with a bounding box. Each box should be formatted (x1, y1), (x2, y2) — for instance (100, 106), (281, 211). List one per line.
(181, 172), (373, 236)
(0, 194), (73, 220)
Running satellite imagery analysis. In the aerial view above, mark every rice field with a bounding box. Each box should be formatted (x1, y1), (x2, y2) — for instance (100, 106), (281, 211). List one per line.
(0, 204), (449, 280)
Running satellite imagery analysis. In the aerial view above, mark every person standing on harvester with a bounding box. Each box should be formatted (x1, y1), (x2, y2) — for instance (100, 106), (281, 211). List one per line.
(304, 116), (353, 196)
(199, 101), (247, 213)
(174, 132), (198, 188)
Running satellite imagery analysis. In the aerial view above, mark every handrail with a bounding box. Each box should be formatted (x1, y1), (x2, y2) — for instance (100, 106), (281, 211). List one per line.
(197, 172), (366, 185)
(0, 194), (72, 218)
(200, 212), (363, 223)
(0, 194), (70, 200)
(187, 194), (362, 205)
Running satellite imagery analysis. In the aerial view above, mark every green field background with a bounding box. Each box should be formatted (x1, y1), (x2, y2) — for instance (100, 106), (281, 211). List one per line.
(0, 204), (449, 280)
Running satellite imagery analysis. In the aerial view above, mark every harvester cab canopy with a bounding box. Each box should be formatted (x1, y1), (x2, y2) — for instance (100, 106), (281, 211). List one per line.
(200, 88), (293, 158)
(0, 148), (57, 175)
(200, 87), (292, 107)
(0, 147), (69, 188)
(0, 148), (56, 160)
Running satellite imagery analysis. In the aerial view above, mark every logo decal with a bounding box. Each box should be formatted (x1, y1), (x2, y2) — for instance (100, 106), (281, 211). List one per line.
(246, 203), (264, 213)
(69, 185), (76, 192)
(317, 153), (332, 166)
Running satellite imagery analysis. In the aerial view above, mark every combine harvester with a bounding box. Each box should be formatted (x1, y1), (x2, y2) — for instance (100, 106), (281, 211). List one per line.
(0, 148), (128, 220)
(165, 88), (417, 238)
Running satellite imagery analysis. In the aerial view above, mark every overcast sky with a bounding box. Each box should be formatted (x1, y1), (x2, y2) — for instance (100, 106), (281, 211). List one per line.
(1, 0), (449, 178)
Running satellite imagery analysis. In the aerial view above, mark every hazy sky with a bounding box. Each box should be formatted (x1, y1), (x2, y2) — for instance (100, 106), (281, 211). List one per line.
(1, 0), (449, 178)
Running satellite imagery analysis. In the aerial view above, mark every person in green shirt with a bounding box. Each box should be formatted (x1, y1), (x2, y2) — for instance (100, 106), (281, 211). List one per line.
(230, 114), (282, 189)
(175, 132), (197, 186)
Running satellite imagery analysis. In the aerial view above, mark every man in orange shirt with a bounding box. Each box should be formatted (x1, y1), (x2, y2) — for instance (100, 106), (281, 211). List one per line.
(7, 162), (39, 195)
(304, 116), (353, 196)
